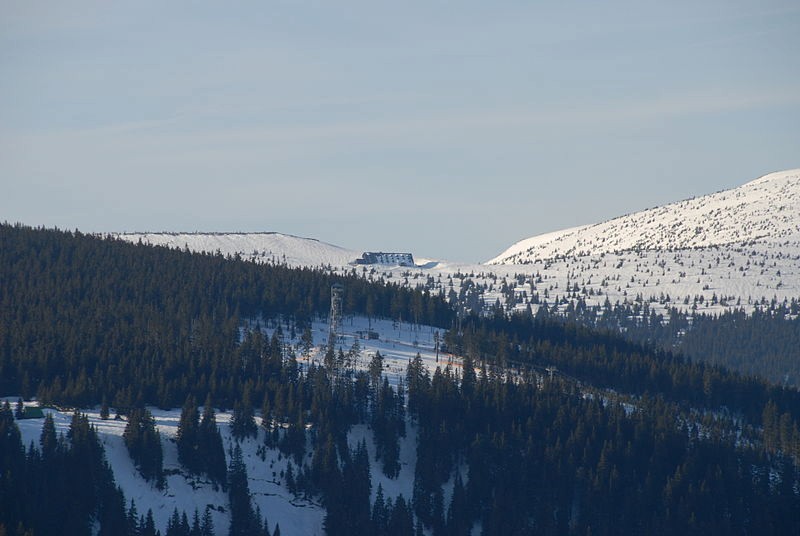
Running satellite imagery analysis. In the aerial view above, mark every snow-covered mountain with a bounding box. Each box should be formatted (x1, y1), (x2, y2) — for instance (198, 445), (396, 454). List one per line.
(489, 168), (800, 264)
(111, 169), (800, 318)
(114, 232), (360, 268)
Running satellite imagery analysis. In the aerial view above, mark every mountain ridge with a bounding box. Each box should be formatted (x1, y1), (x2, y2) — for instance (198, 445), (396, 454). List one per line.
(111, 169), (800, 320)
(488, 168), (800, 265)
(113, 231), (360, 268)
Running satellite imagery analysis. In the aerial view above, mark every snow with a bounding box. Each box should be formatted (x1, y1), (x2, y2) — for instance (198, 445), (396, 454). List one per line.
(109, 169), (800, 319)
(479, 168), (800, 317)
(13, 169), (799, 534)
(489, 168), (800, 263)
(257, 315), (462, 388)
(9, 314), (461, 536)
(15, 406), (326, 536)
(347, 423), (418, 505)
(111, 232), (361, 269)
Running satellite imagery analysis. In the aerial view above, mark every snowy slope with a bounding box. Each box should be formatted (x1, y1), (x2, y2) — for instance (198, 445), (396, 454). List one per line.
(108, 169), (800, 318)
(114, 232), (360, 268)
(11, 315), (457, 536)
(489, 169), (800, 264)
(15, 406), (326, 536)
(259, 315), (460, 387)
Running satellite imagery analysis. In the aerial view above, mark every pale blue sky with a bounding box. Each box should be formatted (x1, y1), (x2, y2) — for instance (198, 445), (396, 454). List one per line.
(1, 1), (798, 262)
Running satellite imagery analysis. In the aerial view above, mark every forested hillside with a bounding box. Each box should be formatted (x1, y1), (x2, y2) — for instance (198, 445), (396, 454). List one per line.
(1, 224), (799, 535)
(0, 223), (451, 407)
(532, 298), (800, 387)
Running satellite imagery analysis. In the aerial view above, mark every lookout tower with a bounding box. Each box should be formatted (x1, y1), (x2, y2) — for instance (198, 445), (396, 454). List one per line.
(329, 283), (344, 342)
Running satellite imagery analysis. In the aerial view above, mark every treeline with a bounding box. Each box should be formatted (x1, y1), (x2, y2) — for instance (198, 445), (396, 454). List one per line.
(213, 336), (799, 535)
(595, 300), (800, 387)
(0, 223), (452, 408)
(179, 338), (800, 535)
(403, 356), (800, 535)
(444, 309), (800, 458)
(532, 296), (800, 387)
(3, 340), (799, 535)
(3, 222), (800, 533)
(452, 308), (799, 414)
(678, 307), (800, 386)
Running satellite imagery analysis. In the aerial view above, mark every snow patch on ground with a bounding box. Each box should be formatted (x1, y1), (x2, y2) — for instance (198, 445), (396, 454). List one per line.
(10, 315), (461, 536)
(257, 315), (462, 387)
(16, 407), (325, 536)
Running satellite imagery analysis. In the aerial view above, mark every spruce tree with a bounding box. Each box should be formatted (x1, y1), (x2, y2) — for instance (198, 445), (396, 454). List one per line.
(141, 509), (157, 536)
(39, 412), (57, 460)
(372, 484), (387, 536)
(228, 444), (255, 536)
(126, 501), (139, 536)
(231, 390), (257, 440)
(191, 509), (201, 536)
(123, 407), (164, 487)
(100, 396), (110, 420)
(201, 507), (215, 536)
(177, 396), (199, 473)
(199, 395), (227, 489)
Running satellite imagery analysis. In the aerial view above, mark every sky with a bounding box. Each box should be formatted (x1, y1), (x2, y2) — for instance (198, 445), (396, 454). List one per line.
(1, 1), (798, 262)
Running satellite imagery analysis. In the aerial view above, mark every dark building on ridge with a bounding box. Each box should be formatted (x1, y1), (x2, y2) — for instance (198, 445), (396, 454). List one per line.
(355, 252), (415, 267)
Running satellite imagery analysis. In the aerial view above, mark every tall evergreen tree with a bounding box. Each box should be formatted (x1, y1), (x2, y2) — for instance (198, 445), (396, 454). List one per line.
(177, 396), (200, 474)
(199, 395), (227, 489)
(123, 407), (164, 487)
(228, 444), (256, 536)
(230, 390), (257, 440)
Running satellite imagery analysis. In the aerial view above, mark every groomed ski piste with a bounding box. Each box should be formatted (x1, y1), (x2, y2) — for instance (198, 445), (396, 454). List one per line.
(9, 315), (464, 536)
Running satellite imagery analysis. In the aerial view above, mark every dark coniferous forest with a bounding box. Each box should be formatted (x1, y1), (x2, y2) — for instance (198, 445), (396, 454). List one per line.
(533, 297), (800, 387)
(1, 223), (799, 535)
(0, 223), (452, 407)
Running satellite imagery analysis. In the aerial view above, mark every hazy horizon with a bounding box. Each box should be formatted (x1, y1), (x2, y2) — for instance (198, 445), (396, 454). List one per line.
(2, 1), (798, 262)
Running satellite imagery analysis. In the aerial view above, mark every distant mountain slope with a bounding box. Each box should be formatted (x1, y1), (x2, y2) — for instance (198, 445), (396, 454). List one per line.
(105, 170), (800, 325)
(114, 232), (360, 267)
(489, 168), (800, 264)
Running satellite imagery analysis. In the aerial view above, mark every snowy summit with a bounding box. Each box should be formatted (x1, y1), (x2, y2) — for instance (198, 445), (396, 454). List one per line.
(113, 232), (360, 268)
(489, 169), (800, 264)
